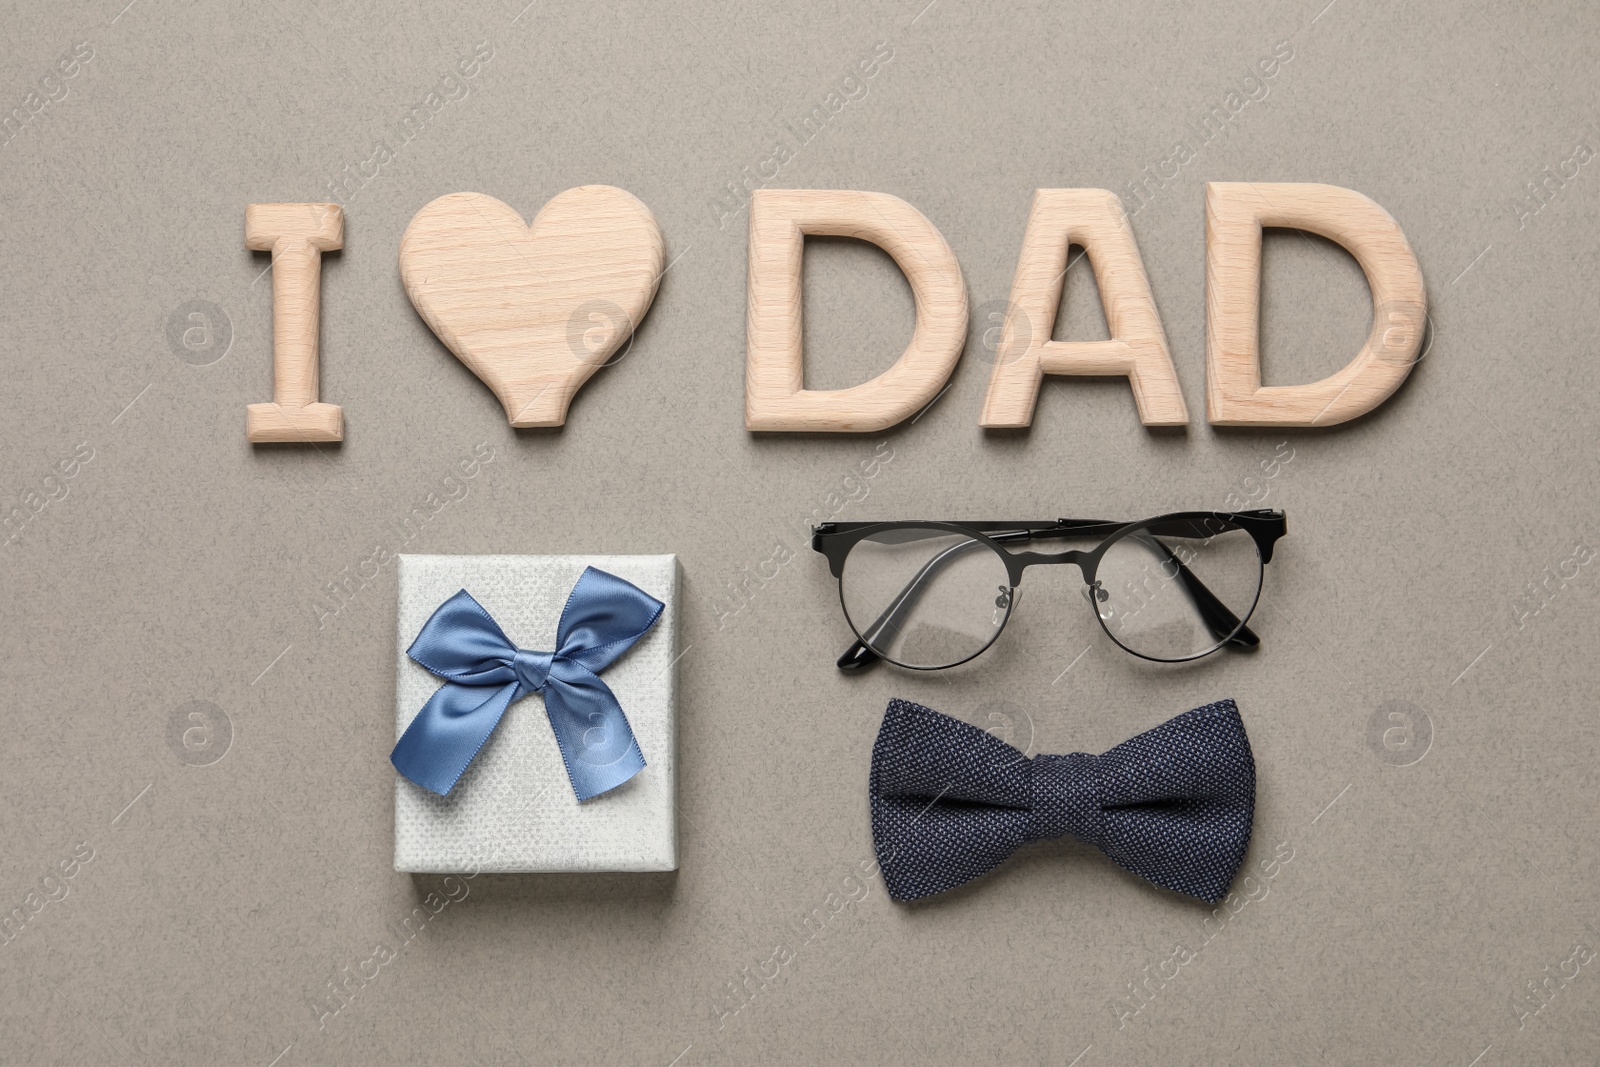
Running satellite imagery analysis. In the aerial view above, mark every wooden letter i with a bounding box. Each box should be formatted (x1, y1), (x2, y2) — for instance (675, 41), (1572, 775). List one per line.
(245, 202), (345, 442)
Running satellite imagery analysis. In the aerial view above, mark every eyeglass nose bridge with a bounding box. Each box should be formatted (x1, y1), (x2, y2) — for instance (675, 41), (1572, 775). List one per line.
(1004, 547), (1094, 583)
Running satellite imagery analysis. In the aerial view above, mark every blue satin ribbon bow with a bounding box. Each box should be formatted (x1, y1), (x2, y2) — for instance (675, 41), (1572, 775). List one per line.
(390, 567), (664, 799)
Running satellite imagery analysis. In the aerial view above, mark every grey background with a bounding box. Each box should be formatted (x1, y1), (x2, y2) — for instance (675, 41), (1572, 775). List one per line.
(2, 0), (1597, 1064)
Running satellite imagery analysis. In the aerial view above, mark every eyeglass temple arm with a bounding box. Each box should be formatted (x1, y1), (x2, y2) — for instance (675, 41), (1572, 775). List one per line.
(1127, 531), (1258, 649)
(836, 641), (883, 671)
(837, 538), (990, 671)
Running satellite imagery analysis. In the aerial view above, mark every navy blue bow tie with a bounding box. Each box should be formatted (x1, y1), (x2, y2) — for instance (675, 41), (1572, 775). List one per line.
(870, 698), (1255, 903)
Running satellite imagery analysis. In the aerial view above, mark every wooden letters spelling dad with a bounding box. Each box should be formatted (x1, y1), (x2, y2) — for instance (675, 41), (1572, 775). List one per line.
(244, 183), (1425, 441)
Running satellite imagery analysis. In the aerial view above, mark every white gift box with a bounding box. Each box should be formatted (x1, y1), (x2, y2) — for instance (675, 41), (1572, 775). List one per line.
(393, 554), (679, 873)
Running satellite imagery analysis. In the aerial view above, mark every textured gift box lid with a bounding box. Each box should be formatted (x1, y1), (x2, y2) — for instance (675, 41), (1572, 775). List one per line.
(394, 554), (678, 873)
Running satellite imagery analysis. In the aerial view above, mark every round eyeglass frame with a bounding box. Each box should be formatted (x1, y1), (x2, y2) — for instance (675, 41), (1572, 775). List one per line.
(821, 512), (1282, 670)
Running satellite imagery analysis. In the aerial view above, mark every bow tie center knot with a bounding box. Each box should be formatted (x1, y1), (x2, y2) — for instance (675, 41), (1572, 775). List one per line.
(512, 648), (554, 692)
(1027, 752), (1104, 846)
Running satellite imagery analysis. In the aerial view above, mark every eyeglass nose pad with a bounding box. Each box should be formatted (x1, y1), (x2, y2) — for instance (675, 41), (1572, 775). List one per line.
(1081, 580), (1108, 606)
(992, 584), (1019, 627)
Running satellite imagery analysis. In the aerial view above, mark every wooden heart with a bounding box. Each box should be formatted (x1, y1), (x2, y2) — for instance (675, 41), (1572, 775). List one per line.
(399, 187), (664, 427)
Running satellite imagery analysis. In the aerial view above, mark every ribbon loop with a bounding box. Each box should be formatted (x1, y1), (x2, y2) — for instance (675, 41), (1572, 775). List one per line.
(555, 567), (669, 673)
(390, 568), (664, 800)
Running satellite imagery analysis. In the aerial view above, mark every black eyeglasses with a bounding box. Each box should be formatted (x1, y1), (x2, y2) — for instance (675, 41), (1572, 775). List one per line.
(811, 510), (1287, 670)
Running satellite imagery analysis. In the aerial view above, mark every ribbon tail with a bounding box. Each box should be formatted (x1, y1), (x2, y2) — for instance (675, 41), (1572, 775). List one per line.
(541, 663), (646, 801)
(391, 680), (521, 796)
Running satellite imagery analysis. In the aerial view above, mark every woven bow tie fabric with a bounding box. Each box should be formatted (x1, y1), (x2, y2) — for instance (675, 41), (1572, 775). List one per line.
(870, 698), (1255, 903)
(390, 567), (663, 800)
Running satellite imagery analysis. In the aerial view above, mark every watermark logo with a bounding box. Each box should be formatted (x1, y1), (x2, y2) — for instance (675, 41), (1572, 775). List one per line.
(572, 711), (637, 769)
(1372, 298), (1432, 369)
(1366, 700), (1431, 767)
(566, 298), (636, 368)
(969, 299), (1035, 367)
(976, 698), (1035, 756)
(166, 300), (232, 366)
(167, 700), (232, 766)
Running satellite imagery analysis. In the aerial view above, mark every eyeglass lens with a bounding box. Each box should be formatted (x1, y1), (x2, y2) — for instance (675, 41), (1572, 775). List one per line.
(1090, 521), (1263, 661)
(839, 528), (1012, 669)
